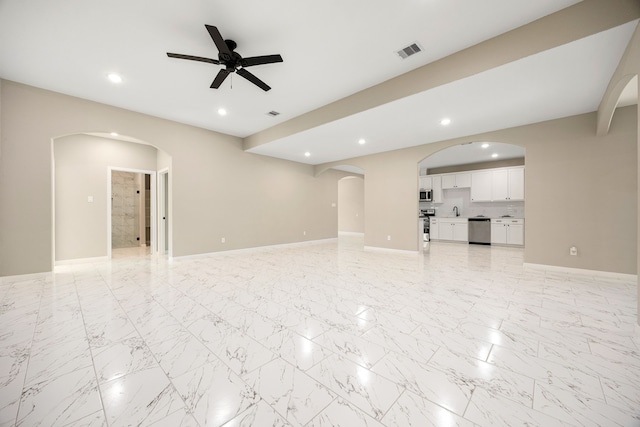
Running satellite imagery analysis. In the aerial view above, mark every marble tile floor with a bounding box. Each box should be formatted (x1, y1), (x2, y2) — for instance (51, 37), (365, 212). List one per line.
(1, 235), (639, 426)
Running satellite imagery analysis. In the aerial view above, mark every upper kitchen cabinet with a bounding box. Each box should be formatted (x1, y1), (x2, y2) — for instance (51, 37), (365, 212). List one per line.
(492, 167), (524, 201)
(441, 172), (471, 189)
(469, 166), (525, 202)
(419, 175), (432, 190)
(470, 171), (492, 202)
(432, 176), (443, 203)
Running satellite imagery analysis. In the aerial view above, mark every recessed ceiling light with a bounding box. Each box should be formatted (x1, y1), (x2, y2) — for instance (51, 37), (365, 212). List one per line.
(358, 138), (366, 145)
(481, 143), (490, 149)
(304, 152), (311, 157)
(440, 118), (451, 126)
(492, 153), (499, 158)
(107, 73), (122, 84)
(110, 132), (118, 137)
(217, 108), (227, 116)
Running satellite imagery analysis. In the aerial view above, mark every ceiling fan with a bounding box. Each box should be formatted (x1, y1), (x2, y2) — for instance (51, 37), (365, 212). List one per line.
(167, 25), (283, 91)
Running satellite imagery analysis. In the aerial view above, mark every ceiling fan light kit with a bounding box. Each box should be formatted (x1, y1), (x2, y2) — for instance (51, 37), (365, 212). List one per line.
(167, 24), (283, 91)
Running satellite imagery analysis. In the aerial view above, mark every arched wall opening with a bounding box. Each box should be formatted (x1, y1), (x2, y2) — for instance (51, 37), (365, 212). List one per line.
(416, 141), (526, 247)
(52, 132), (172, 263)
(324, 165), (365, 242)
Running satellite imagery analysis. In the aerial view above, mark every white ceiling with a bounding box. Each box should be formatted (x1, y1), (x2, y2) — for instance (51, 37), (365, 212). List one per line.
(0, 0), (637, 169)
(250, 21), (638, 165)
(420, 142), (525, 170)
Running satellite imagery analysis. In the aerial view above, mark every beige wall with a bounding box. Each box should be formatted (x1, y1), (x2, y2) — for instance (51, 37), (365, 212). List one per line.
(54, 134), (158, 260)
(0, 80), (349, 276)
(0, 79), (637, 276)
(319, 106), (637, 274)
(338, 176), (364, 233)
(426, 157), (525, 175)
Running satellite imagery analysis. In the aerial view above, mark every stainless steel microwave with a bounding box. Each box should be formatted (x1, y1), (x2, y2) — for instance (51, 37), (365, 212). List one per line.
(419, 189), (432, 202)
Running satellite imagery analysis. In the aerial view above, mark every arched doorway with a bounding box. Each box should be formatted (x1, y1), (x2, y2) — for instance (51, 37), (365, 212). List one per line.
(52, 132), (172, 263)
(329, 165), (365, 246)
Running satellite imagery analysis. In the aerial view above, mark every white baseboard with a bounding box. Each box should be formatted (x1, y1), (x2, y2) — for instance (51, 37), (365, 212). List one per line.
(55, 256), (108, 266)
(338, 231), (364, 236)
(172, 238), (339, 261)
(523, 263), (637, 281)
(364, 246), (419, 256)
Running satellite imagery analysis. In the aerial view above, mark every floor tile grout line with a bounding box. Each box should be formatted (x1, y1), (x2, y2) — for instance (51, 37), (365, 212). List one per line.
(12, 276), (46, 427)
(13, 238), (640, 426)
(300, 396), (338, 427)
(301, 354), (398, 425)
(75, 272), (112, 427)
(92, 271), (197, 426)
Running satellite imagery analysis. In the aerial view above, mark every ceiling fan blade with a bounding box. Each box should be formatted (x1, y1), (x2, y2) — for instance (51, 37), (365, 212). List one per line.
(237, 68), (271, 91)
(167, 53), (219, 65)
(211, 69), (231, 88)
(205, 25), (232, 57)
(241, 54), (283, 68)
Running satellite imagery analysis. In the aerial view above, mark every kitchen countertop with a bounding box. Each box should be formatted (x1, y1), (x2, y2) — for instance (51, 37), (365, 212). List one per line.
(420, 216), (524, 219)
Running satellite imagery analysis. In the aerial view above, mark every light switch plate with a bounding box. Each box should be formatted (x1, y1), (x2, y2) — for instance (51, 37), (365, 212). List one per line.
(88, 196), (94, 203)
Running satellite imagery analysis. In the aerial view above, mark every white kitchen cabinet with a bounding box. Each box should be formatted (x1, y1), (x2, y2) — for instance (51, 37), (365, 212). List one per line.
(455, 173), (471, 188)
(453, 222), (468, 241)
(508, 223), (524, 245)
(431, 176), (443, 203)
(471, 171), (492, 201)
(419, 175), (432, 190)
(491, 222), (507, 244)
(491, 167), (524, 201)
(432, 218), (467, 242)
(442, 172), (471, 189)
(430, 218), (439, 240)
(438, 221), (453, 240)
(491, 218), (524, 246)
(507, 167), (525, 200)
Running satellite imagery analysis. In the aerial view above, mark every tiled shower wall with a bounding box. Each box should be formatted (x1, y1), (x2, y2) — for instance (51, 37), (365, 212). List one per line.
(112, 171), (140, 248)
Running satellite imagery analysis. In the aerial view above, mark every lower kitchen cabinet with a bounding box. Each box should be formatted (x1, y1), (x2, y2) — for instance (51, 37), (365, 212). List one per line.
(430, 218), (439, 240)
(452, 222), (468, 241)
(491, 218), (524, 246)
(431, 218), (468, 242)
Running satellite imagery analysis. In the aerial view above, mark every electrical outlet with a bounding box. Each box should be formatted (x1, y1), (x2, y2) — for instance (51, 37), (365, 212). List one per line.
(303, 231), (306, 236)
(387, 235), (391, 241)
(221, 237), (225, 243)
(569, 246), (577, 256)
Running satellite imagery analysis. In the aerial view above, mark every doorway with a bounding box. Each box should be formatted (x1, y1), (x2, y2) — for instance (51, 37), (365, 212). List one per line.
(107, 167), (156, 259)
(338, 176), (365, 234)
(158, 169), (170, 256)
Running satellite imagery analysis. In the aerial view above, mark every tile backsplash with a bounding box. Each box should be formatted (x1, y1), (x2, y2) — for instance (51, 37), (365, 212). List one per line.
(420, 187), (524, 218)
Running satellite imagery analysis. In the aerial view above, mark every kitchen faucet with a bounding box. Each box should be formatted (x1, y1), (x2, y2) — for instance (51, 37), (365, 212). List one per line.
(453, 206), (459, 217)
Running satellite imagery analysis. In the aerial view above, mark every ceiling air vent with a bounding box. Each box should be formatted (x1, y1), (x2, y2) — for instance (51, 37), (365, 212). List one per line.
(266, 110), (280, 117)
(396, 43), (422, 59)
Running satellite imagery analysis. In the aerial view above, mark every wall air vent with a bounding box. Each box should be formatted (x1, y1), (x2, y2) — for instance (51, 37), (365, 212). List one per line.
(396, 43), (422, 59)
(266, 111), (280, 117)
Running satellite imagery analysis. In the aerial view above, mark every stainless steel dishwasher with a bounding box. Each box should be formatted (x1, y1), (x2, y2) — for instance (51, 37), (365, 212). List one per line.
(468, 217), (491, 245)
